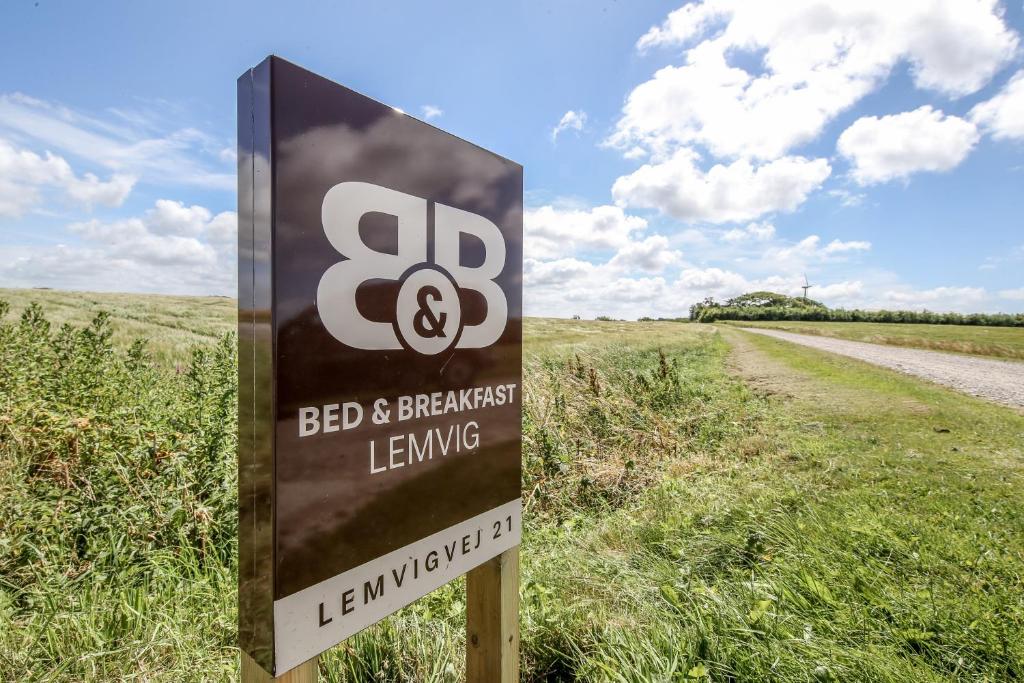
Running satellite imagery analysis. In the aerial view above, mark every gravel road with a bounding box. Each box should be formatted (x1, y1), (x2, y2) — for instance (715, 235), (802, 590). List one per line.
(738, 327), (1024, 409)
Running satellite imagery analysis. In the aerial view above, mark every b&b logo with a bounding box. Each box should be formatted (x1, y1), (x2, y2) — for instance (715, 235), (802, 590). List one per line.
(317, 182), (508, 355)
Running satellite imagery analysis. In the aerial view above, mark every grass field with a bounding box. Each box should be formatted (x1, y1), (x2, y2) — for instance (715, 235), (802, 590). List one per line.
(1, 290), (1022, 681)
(0, 288), (235, 365)
(720, 319), (1024, 361)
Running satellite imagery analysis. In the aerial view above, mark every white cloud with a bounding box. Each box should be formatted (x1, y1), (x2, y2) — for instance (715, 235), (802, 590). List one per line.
(762, 235), (871, 266)
(813, 281), (866, 301)
(615, 0), (1017, 162)
(612, 150), (830, 223)
(827, 188), (867, 208)
(63, 172), (136, 209)
(0, 243), (228, 296)
(524, 257), (596, 287)
(623, 146), (647, 160)
(144, 198), (216, 236)
(998, 288), (1024, 300)
(822, 239), (871, 255)
(970, 69), (1024, 141)
(675, 267), (750, 297)
(72, 217), (216, 267)
(551, 110), (587, 142)
(608, 235), (683, 272)
(837, 106), (979, 185)
(525, 266), (672, 319)
(520, 202), (880, 317)
(721, 221), (775, 243)
(765, 235), (821, 263)
(523, 201), (681, 325)
(673, 228), (712, 247)
(421, 105), (444, 120)
(524, 204), (648, 259)
(524, 252), (671, 318)
(520, 197), (989, 317)
(596, 276), (670, 304)
(0, 93), (234, 191)
(68, 199), (233, 268)
(0, 138), (134, 217)
(979, 244), (1024, 271)
(523, 207), (682, 317)
(523, 249), (1000, 318)
(0, 199), (236, 295)
(635, 1), (726, 52)
(205, 211), (237, 244)
(881, 286), (987, 310)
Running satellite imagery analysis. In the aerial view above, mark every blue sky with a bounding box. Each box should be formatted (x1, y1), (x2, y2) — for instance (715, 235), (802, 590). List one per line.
(1, 0), (1022, 317)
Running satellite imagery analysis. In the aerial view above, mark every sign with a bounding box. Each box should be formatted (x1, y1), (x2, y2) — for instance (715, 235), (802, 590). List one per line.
(237, 56), (523, 676)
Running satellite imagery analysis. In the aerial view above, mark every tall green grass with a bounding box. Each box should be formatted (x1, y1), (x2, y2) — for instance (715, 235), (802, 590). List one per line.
(1, 304), (1022, 681)
(0, 301), (238, 680)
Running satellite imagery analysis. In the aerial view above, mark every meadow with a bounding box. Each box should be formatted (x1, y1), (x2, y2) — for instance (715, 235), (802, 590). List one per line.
(719, 319), (1024, 360)
(0, 288), (235, 365)
(1, 290), (1022, 681)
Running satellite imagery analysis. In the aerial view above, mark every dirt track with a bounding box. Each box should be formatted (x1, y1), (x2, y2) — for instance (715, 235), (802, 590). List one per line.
(738, 327), (1024, 410)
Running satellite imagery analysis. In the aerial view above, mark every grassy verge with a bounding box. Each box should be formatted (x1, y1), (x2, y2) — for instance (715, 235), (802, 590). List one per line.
(1, 302), (1021, 681)
(719, 319), (1024, 361)
(0, 302), (239, 680)
(0, 288), (235, 365)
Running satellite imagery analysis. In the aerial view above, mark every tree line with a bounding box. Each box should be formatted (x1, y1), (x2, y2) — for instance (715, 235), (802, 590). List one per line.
(689, 291), (1024, 327)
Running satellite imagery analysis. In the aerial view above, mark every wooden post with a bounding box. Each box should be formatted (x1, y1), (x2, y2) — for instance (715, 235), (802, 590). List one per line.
(466, 546), (520, 683)
(241, 652), (318, 683)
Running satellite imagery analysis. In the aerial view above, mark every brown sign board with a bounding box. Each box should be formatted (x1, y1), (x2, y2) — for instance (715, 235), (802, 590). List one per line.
(237, 56), (523, 675)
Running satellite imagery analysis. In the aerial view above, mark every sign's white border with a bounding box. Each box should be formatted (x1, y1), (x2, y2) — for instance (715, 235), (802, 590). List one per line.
(274, 498), (522, 672)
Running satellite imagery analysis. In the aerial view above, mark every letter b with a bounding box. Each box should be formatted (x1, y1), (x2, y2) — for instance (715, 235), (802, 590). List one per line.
(318, 182), (426, 350)
(434, 203), (507, 348)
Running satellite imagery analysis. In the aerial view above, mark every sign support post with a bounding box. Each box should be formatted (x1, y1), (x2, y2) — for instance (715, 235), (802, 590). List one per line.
(242, 546), (520, 682)
(466, 547), (521, 683)
(241, 653), (318, 683)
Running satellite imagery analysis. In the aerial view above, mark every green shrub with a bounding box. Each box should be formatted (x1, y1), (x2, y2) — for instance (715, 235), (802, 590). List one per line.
(0, 302), (238, 678)
(688, 290), (1024, 326)
(695, 304), (1024, 326)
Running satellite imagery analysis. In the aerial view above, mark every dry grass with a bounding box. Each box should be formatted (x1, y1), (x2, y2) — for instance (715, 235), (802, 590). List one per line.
(0, 288), (235, 364)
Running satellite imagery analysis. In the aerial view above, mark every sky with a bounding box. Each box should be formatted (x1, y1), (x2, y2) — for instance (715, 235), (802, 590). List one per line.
(1, 0), (1023, 318)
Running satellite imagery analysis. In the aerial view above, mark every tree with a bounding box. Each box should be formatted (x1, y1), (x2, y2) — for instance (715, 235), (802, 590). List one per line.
(724, 291), (824, 309)
(689, 296), (719, 320)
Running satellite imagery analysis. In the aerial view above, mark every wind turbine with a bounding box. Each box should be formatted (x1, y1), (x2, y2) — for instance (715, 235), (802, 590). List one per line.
(801, 274), (814, 301)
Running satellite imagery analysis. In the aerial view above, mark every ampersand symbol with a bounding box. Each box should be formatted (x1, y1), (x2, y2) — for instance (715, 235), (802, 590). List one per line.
(413, 286), (448, 338)
(395, 266), (461, 355)
(371, 398), (391, 424)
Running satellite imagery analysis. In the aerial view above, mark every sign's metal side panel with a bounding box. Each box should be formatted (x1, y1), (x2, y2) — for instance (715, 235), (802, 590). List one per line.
(236, 65), (256, 667)
(237, 57), (276, 674)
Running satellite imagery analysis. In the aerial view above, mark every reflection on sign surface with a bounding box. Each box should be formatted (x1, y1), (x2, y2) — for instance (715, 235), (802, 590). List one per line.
(238, 56), (522, 675)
